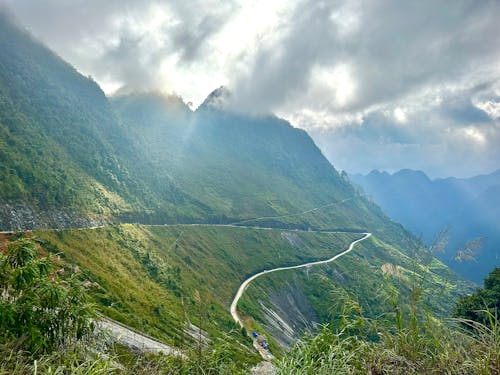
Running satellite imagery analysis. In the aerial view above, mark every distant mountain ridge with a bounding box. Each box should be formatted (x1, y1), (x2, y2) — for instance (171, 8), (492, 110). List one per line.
(350, 169), (500, 282)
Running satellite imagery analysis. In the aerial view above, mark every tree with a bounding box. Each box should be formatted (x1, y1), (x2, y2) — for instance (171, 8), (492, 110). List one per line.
(0, 238), (95, 353)
(454, 266), (500, 324)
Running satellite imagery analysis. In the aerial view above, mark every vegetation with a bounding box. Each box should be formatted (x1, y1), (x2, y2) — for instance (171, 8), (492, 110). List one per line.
(1, 12), (415, 250)
(274, 263), (499, 375)
(275, 305), (499, 374)
(0, 11), (491, 375)
(0, 236), (494, 374)
(455, 267), (500, 324)
(0, 238), (113, 374)
(239, 234), (472, 349)
(31, 225), (359, 356)
(0, 238), (95, 353)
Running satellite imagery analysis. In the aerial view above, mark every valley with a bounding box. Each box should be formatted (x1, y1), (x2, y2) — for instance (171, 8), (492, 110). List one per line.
(0, 8), (496, 374)
(351, 169), (500, 282)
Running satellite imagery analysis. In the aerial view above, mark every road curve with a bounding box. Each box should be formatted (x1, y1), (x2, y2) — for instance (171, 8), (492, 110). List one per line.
(230, 232), (372, 327)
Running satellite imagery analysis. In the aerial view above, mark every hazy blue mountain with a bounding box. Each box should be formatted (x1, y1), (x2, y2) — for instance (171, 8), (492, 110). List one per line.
(350, 169), (500, 282)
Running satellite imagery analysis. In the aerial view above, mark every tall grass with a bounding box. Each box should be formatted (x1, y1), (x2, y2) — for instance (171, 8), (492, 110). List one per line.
(0, 343), (118, 375)
(275, 303), (499, 374)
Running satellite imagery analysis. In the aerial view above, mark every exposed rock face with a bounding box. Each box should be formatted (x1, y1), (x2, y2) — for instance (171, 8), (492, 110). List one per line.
(281, 232), (306, 248)
(259, 281), (319, 347)
(0, 204), (110, 230)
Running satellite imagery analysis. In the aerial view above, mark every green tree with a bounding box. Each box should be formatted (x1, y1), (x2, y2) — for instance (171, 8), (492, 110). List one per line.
(0, 238), (95, 353)
(454, 267), (500, 324)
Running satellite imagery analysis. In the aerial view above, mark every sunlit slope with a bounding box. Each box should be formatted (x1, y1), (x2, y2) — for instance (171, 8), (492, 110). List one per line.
(33, 225), (359, 343)
(112, 93), (411, 242)
(2, 14), (411, 246)
(240, 235), (473, 347)
(0, 15), (210, 228)
(32, 224), (472, 354)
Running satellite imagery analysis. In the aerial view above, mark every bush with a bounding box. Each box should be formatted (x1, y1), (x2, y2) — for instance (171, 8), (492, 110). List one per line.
(0, 238), (96, 353)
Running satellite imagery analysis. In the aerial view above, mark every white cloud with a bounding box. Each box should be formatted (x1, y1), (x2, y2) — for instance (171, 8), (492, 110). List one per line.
(2, 0), (499, 177)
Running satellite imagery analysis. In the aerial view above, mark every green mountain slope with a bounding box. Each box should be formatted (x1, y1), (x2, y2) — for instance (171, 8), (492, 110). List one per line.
(0, 14), (209, 228)
(0, 13), (410, 251)
(0, 13), (476, 368)
(30, 225), (360, 359)
(29, 224), (471, 360)
(111, 92), (411, 245)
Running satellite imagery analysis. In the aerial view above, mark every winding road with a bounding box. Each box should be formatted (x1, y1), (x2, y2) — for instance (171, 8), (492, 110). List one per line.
(230, 232), (372, 328)
(0, 197), (371, 360)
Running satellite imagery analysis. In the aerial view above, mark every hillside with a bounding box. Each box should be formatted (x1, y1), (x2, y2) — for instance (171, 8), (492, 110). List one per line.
(0, 13), (409, 247)
(0, 13), (210, 229)
(0, 12), (477, 371)
(111, 92), (414, 247)
(351, 169), (500, 282)
(28, 224), (471, 359)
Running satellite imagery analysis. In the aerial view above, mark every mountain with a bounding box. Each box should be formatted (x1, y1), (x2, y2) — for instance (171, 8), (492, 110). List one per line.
(112, 91), (406, 236)
(350, 169), (500, 282)
(0, 13), (409, 244)
(0, 13), (475, 368)
(0, 13), (210, 229)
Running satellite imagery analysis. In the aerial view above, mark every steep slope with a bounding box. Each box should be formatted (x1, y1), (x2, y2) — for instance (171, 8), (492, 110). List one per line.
(351, 169), (500, 282)
(1, 14), (411, 249)
(112, 92), (411, 248)
(28, 224), (471, 358)
(0, 14), (476, 366)
(0, 14), (209, 229)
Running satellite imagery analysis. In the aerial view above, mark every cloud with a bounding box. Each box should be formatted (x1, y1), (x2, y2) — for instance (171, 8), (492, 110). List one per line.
(308, 85), (500, 177)
(1, 0), (236, 95)
(1, 0), (499, 177)
(231, 0), (499, 113)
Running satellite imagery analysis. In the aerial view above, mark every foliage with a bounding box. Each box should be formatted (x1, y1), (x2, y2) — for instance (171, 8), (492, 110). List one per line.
(240, 234), (472, 349)
(0, 342), (117, 375)
(0, 339), (255, 375)
(0, 238), (95, 353)
(276, 283), (499, 375)
(33, 225), (358, 363)
(455, 267), (500, 324)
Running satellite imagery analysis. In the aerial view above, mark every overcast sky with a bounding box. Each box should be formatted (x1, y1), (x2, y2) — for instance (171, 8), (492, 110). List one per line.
(2, 0), (499, 178)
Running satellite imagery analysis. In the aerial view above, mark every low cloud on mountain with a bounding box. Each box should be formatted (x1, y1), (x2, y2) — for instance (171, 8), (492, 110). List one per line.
(2, 0), (499, 177)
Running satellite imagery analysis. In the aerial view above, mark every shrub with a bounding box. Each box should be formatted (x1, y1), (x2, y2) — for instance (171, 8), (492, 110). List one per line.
(0, 238), (96, 353)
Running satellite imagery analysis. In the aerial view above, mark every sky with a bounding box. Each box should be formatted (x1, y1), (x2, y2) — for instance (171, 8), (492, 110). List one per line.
(2, 0), (499, 178)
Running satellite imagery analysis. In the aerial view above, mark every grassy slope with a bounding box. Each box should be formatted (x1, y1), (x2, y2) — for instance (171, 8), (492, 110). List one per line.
(243, 235), (471, 321)
(32, 225), (359, 357)
(32, 225), (472, 361)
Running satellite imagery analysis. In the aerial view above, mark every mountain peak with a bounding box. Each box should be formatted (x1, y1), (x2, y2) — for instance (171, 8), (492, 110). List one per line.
(393, 169), (431, 182)
(198, 86), (232, 111)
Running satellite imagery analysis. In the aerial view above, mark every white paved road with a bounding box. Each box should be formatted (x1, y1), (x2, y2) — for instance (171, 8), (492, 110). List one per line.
(98, 317), (185, 357)
(230, 232), (372, 327)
